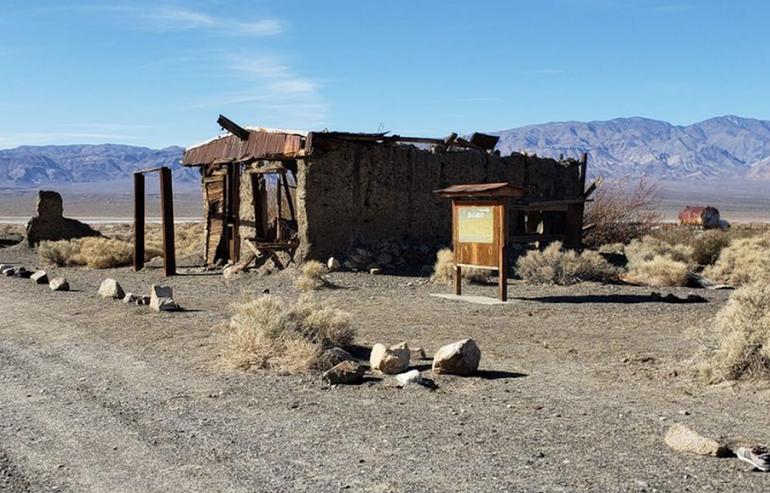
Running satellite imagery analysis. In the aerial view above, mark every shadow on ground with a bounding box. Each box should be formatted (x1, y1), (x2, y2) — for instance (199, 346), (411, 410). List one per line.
(514, 294), (708, 304)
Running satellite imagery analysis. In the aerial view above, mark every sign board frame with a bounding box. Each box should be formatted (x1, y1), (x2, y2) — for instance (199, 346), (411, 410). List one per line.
(451, 198), (508, 301)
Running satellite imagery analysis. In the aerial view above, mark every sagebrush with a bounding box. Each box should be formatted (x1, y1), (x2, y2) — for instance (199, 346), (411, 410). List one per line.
(38, 237), (162, 269)
(697, 283), (770, 382)
(623, 255), (690, 287)
(516, 242), (619, 285)
(224, 295), (354, 373)
(295, 260), (329, 291)
(431, 248), (488, 284)
(702, 233), (770, 286)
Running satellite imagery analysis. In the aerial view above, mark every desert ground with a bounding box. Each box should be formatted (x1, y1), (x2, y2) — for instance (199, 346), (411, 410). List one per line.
(1, 233), (770, 492)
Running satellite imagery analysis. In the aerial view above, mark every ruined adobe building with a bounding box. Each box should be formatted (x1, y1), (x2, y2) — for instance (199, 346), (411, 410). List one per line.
(182, 118), (587, 266)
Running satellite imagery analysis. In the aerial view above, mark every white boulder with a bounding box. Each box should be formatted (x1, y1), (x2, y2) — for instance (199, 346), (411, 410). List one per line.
(432, 339), (481, 376)
(98, 278), (124, 299)
(370, 342), (410, 374)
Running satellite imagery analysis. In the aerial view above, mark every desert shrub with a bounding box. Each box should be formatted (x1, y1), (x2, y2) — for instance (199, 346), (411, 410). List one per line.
(698, 283), (770, 382)
(583, 178), (661, 247)
(38, 237), (160, 268)
(295, 260), (328, 291)
(691, 230), (730, 265)
(702, 234), (770, 286)
(623, 255), (690, 287)
(224, 295), (354, 373)
(516, 242), (619, 285)
(624, 235), (693, 266)
(145, 222), (203, 258)
(38, 240), (82, 266)
(73, 237), (134, 268)
(430, 248), (488, 284)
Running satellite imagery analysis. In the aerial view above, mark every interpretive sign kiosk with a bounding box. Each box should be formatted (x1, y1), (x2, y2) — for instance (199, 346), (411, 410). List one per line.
(434, 183), (526, 301)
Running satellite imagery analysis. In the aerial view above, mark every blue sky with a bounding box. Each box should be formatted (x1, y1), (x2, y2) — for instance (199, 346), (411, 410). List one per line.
(0, 0), (768, 149)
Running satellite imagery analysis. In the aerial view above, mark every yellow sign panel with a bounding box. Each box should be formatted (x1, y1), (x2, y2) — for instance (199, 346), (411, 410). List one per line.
(457, 206), (494, 243)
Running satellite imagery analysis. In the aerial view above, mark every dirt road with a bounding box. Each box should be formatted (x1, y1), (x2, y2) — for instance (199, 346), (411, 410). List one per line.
(1, 256), (769, 492)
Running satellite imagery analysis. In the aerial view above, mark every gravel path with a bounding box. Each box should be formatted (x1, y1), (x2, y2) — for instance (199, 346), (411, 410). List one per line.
(1, 248), (770, 492)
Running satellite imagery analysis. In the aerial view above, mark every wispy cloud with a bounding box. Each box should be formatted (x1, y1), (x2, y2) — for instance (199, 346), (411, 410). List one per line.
(183, 54), (328, 127)
(79, 5), (283, 36)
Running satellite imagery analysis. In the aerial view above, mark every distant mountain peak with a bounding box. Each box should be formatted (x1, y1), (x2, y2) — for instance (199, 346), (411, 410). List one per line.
(0, 143), (193, 188)
(493, 115), (770, 180)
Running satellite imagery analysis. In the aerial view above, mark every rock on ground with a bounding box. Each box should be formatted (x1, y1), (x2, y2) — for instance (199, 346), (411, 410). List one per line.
(664, 423), (730, 457)
(370, 342), (410, 374)
(322, 361), (366, 385)
(98, 278), (124, 299)
(321, 347), (354, 367)
(432, 339), (481, 376)
(30, 270), (48, 284)
(327, 257), (341, 271)
(123, 293), (139, 304)
(395, 369), (423, 387)
(48, 277), (69, 291)
(149, 284), (179, 312)
(13, 267), (32, 279)
(2, 266), (16, 276)
(25, 190), (101, 246)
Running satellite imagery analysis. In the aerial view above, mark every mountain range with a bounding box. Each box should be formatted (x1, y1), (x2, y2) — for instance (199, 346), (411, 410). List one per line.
(1, 116), (770, 188)
(0, 144), (196, 189)
(493, 115), (770, 180)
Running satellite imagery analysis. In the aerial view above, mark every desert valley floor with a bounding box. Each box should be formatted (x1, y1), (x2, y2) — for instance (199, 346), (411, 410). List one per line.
(1, 244), (769, 492)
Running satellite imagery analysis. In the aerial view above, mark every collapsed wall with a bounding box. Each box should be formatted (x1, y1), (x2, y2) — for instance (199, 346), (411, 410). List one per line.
(296, 140), (582, 260)
(26, 190), (101, 247)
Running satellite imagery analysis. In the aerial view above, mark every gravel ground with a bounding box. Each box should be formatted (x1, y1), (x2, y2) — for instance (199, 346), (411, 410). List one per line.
(1, 245), (770, 492)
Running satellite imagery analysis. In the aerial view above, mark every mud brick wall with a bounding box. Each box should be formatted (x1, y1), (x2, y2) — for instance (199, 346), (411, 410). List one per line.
(296, 142), (581, 260)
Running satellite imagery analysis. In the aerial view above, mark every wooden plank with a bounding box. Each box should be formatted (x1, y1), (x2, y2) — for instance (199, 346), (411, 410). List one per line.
(498, 203), (508, 302)
(217, 114), (249, 141)
(133, 173), (145, 271)
(454, 265), (462, 296)
(280, 173), (296, 221)
(159, 167), (176, 276)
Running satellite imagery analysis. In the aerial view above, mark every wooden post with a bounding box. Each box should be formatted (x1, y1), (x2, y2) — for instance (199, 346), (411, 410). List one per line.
(454, 265), (462, 295)
(133, 173), (145, 271)
(159, 166), (176, 276)
(499, 204), (508, 302)
(276, 173), (283, 241)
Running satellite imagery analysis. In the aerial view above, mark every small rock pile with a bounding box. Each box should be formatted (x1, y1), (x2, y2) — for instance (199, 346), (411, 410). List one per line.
(1, 264), (69, 291)
(328, 240), (443, 274)
(321, 338), (482, 387)
(98, 278), (180, 312)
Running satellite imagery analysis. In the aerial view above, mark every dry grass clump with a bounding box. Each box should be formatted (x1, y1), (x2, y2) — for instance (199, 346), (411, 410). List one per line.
(624, 235), (693, 266)
(698, 283), (770, 383)
(623, 255), (690, 287)
(702, 234), (770, 286)
(295, 260), (329, 291)
(691, 230), (730, 266)
(145, 222), (203, 258)
(583, 178), (661, 247)
(224, 295), (354, 373)
(516, 242), (619, 285)
(38, 236), (162, 268)
(431, 248), (488, 284)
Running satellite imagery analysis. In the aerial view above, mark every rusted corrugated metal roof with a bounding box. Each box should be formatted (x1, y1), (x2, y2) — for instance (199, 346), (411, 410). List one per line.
(182, 130), (305, 166)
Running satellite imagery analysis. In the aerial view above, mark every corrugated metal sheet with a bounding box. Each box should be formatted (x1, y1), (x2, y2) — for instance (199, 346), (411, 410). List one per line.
(183, 131), (305, 166)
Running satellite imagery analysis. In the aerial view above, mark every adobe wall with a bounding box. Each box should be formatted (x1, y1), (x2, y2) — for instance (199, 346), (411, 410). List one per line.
(296, 142), (581, 260)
